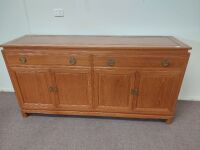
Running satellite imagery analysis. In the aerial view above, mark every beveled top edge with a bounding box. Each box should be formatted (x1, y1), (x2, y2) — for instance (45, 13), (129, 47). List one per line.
(1, 35), (192, 50)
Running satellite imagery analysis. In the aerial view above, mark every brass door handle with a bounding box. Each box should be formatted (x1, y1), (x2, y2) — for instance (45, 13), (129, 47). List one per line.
(69, 56), (77, 65)
(48, 87), (54, 92)
(54, 87), (58, 92)
(19, 56), (27, 64)
(107, 58), (115, 67)
(161, 59), (170, 67)
(49, 87), (58, 92)
(131, 88), (139, 96)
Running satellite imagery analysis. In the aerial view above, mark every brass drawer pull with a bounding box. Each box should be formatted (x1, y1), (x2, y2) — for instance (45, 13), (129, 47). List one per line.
(161, 59), (170, 67)
(107, 58), (115, 67)
(69, 56), (77, 65)
(19, 56), (27, 64)
(131, 88), (139, 96)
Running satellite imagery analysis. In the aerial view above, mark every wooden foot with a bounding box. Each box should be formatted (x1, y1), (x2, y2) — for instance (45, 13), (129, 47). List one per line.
(166, 118), (173, 124)
(21, 111), (29, 118)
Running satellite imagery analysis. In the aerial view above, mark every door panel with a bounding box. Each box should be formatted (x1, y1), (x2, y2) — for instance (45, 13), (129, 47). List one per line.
(53, 68), (92, 111)
(94, 68), (135, 113)
(10, 67), (54, 109)
(134, 71), (181, 115)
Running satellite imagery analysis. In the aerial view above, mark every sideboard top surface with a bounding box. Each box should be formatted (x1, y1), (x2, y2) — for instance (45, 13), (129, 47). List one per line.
(1, 35), (191, 50)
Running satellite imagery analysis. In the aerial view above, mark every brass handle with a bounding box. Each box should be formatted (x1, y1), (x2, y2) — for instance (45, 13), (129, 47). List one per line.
(54, 87), (58, 92)
(19, 56), (27, 64)
(107, 59), (115, 67)
(48, 87), (54, 92)
(131, 88), (139, 96)
(161, 59), (170, 67)
(69, 56), (77, 65)
(49, 87), (58, 92)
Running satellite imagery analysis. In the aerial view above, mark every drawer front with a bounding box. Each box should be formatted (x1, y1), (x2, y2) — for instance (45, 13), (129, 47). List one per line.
(5, 53), (90, 66)
(93, 55), (188, 68)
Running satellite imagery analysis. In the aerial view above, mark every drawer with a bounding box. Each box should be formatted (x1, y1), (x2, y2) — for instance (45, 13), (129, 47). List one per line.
(5, 53), (90, 66)
(93, 55), (188, 68)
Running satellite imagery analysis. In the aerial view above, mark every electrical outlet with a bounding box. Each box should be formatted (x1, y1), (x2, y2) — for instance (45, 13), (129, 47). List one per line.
(53, 8), (64, 17)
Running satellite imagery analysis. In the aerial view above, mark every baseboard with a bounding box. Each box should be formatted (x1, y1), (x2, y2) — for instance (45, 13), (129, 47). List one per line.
(0, 88), (14, 92)
(178, 96), (200, 101)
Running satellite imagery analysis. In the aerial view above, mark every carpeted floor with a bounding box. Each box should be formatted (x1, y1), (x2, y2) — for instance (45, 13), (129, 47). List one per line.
(0, 92), (199, 150)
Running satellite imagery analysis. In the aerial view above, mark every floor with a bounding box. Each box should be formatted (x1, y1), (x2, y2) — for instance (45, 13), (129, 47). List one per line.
(0, 92), (200, 150)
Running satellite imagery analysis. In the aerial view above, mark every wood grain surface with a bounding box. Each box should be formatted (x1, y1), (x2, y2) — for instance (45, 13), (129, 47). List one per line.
(1, 35), (191, 124)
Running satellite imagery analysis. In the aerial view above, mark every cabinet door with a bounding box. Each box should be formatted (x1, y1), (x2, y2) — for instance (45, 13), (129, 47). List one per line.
(53, 68), (92, 111)
(94, 68), (135, 113)
(133, 71), (182, 115)
(10, 67), (55, 109)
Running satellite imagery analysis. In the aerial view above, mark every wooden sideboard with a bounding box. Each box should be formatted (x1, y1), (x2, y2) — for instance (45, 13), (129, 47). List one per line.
(1, 35), (191, 123)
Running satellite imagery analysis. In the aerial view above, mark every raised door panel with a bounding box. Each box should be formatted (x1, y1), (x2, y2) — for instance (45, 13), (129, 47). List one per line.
(94, 69), (135, 113)
(53, 68), (92, 111)
(133, 71), (182, 115)
(10, 67), (55, 109)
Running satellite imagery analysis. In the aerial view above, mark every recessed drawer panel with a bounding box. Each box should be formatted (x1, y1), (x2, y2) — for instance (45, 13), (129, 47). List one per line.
(5, 53), (90, 66)
(93, 55), (188, 68)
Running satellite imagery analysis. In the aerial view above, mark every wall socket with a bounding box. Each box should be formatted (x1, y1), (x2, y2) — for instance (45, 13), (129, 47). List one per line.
(53, 8), (64, 17)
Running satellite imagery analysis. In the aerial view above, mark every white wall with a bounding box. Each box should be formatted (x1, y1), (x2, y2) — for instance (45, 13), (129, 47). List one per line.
(0, 0), (29, 91)
(0, 0), (200, 100)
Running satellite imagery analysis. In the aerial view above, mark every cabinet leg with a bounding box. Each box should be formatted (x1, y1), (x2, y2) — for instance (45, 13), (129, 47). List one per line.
(21, 111), (29, 118)
(166, 118), (173, 124)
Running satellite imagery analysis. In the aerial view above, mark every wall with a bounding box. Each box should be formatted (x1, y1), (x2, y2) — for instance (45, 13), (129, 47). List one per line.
(0, 0), (29, 91)
(0, 0), (200, 100)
